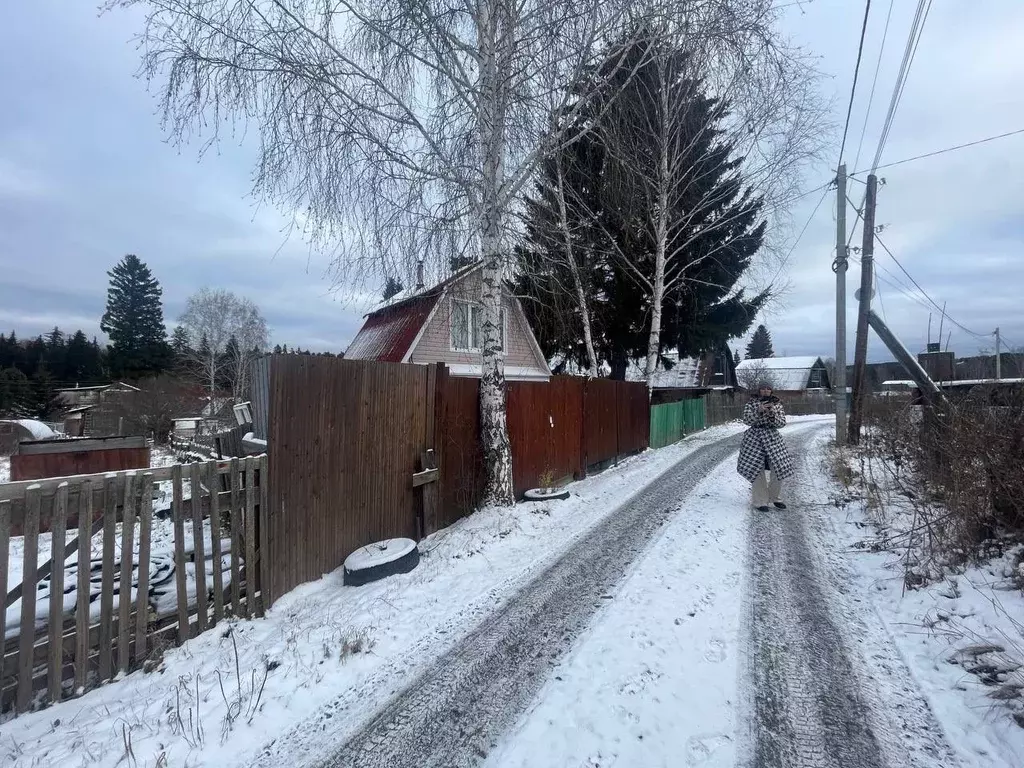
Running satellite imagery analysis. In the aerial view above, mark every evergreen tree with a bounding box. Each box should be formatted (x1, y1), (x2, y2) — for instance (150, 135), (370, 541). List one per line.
(745, 324), (774, 360)
(382, 277), (404, 301)
(0, 367), (33, 417)
(100, 254), (171, 379)
(517, 29), (767, 378)
(30, 363), (63, 420)
(273, 344), (283, 354)
(64, 330), (104, 383)
(45, 327), (66, 380)
(733, 349), (741, 365)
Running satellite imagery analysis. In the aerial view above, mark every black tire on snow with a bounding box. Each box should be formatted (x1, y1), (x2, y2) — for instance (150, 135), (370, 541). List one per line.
(343, 538), (420, 586)
(523, 488), (571, 501)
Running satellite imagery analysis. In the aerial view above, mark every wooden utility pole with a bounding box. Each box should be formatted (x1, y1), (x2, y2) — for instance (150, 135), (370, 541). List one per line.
(847, 174), (877, 445)
(834, 164), (848, 444)
(995, 327), (1001, 380)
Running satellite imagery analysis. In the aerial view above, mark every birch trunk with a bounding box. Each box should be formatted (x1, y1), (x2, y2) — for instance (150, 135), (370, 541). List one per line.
(554, 153), (598, 377)
(644, 74), (671, 388)
(477, 0), (514, 506)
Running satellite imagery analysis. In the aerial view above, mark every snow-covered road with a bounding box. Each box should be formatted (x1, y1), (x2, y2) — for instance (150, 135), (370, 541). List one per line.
(308, 420), (962, 768)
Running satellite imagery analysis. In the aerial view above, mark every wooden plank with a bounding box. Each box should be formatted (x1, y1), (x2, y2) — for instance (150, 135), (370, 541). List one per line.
(15, 435), (148, 455)
(74, 480), (92, 693)
(117, 474), (136, 675)
(189, 463), (208, 634)
(47, 483), (69, 703)
(0, 460), (237, 502)
(243, 457), (257, 619)
(171, 464), (190, 644)
(17, 484), (41, 712)
(135, 473), (153, 663)
(229, 458), (242, 617)
(98, 475), (117, 682)
(0, 501), (10, 698)
(420, 451), (438, 542)
(257, 454), (269, 615)
(412, 468), (440, 487)
(208, 462), (225, 624)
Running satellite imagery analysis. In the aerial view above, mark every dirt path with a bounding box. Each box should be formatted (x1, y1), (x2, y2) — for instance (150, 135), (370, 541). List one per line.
(311, 435), (745, 768)
(742, 428), (960, 768)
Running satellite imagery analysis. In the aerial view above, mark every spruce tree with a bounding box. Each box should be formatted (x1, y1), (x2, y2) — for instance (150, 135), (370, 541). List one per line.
(382, 277), (404, 301)
(100, 254), (171, 379)
(745, 324), (774, 360)
(65, 330), (103, 383)
(517, 29), (768, 377)
(31, 363), (63, 420)
(0, 367), (33, 417)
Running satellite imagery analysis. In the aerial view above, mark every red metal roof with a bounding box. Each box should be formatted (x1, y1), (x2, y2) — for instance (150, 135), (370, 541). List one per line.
(344, 293), (440, 362)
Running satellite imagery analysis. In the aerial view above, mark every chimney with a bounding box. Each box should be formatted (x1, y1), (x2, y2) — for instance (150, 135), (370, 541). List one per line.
(416, 259), (425, 290)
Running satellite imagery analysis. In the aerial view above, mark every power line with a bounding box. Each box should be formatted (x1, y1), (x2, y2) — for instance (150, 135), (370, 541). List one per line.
(770, 186), (831, 286)
(837, 0), (873, 168)
(852, 127), (1024, 174)
(852, 0), (895, 172)
(869, 0), (932, 172)
(845, 194), (990, 340)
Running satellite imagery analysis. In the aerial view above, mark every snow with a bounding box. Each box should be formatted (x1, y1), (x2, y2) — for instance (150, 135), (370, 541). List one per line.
(0, 456), (9, 484)
(650, 356), (702, 388)
(344, 538), (417, 571)
(6, 419), (58, 440)
(0, 423), (746, 768)
(735, 355), (822, 390)
(486, 436), (754, 768)
(804, 429), (1024, 768)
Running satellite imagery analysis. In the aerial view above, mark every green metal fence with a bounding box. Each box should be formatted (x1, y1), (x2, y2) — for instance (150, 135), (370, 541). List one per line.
(649, 398), (706, 449)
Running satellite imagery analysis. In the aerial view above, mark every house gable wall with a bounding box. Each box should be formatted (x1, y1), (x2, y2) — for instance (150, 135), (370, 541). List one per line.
(407, 269), (546, 374)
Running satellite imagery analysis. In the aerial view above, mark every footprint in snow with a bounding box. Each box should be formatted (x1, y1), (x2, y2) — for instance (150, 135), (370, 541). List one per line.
(704, 638), (727, 663)
(686, 733), (732, 764)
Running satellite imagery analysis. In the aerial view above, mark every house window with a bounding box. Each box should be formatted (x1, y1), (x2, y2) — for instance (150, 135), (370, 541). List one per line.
(450, 300), (506, 352)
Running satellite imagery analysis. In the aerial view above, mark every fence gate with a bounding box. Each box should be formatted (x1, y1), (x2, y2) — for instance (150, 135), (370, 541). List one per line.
(265, 356), (429, 605)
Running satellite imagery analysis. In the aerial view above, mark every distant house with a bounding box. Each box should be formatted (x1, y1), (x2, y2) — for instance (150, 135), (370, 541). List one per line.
(56, 381), (140, 410)
(345, 262), (551, 381)
(624, 348), (737, 391)
(735, 356), (831, 392)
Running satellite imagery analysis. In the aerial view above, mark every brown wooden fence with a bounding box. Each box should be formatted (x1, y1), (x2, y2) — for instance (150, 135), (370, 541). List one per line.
(263, 357), (650, 604)
(265, 356), (430, 604)
(434, 368), (649, 523)
(0, 457), (266, 716)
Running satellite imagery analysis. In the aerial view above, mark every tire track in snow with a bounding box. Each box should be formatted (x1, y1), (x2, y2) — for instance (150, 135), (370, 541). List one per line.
(305, 434), (745, 768)
(744, 426), (958, 768)
(746, 426), (884, 768)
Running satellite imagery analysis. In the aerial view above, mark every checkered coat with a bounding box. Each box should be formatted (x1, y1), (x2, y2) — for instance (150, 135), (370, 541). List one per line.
(736, 397), (795, 483)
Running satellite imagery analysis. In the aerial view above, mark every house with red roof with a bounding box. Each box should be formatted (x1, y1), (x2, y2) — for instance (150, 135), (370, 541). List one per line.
(345, 262), (552, 381)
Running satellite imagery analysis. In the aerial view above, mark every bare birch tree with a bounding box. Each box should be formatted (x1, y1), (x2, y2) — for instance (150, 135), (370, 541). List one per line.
(105, 0), (663, 504)
(595, 18), (826, 386)
(179, 287), (269, 404)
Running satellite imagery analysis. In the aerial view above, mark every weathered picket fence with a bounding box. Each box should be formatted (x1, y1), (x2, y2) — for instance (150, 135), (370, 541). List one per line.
(0, 455), (268, 716)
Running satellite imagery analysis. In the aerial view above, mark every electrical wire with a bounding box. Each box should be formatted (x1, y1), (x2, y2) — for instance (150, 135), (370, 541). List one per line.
(844, 194), (991, 340)
(837, 0), (874, 168)
(770, 186), (831, 286)
(870, 0), (932, 172)
(852, 0), (896, 173)
(852, 127), (1024, 174)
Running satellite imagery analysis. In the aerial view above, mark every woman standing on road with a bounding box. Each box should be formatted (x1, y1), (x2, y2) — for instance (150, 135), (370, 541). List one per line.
(737, 382), (795, 511)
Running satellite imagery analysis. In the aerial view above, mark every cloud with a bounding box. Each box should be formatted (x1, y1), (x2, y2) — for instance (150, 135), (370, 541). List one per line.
(0, 0), (1020, 365)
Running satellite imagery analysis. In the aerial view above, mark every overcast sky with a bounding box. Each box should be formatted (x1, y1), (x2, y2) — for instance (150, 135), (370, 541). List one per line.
(1, 1), (1022, 362)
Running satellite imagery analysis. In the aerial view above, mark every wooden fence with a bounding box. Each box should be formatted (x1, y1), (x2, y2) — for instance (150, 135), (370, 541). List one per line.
(0, 456), (266, 716)
(704, 388), (834, 425)
(650, 399), (706, 449)
(262, 357), (650, 604)
(266, 356), (430, 605)
(435, 367), (650, 522)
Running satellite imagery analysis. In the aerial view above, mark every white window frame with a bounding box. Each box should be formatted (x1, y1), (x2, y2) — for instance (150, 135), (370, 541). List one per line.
(450, 299), (507, 354)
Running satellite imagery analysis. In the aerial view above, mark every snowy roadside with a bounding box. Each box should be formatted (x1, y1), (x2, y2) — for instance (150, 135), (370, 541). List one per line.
(804, 429), (1024, 768)
(1, 422), (751, 768)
